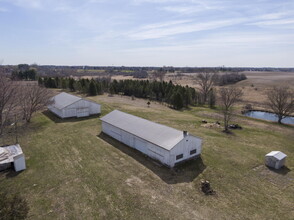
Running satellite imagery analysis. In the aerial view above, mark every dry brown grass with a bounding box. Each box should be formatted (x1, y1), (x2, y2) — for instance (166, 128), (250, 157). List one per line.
(0, 93), (293, 220)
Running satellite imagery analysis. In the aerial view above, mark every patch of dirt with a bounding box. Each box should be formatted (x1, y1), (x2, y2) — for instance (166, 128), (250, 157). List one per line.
(125, 175), (143, 187)
(201, 123), (222, 129)
(253, 165), (293, 189)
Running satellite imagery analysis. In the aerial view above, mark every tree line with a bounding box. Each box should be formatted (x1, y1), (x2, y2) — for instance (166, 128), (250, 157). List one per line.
(215, 73), (247, 86)
(39, 76), (210, 110)
(11, 64), (37, 80)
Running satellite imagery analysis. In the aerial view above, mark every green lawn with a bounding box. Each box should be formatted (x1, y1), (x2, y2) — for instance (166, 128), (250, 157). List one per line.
(1, 95), (293, 219)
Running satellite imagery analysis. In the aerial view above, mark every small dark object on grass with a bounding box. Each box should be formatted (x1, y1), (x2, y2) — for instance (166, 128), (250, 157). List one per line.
(244, 104), (252, 110)
(201, 180), (215, 195)
(229, 124), (242, 129)
(201, 120), (207, 123)
(215, 121), (220, 125)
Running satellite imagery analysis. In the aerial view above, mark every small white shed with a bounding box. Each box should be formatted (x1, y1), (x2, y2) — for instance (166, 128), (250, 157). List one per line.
(0, 144), (26, 172)
(265, 151), (287, 169)
(100, 110), (202, 167)
(48, 92), (101, 118)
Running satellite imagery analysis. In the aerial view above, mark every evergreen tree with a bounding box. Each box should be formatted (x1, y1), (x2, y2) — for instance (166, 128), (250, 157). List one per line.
(96, 82), (103, 95)
(68, 78), (75, 91)
(61, 78), (67, 89)
(88, 80), (97, 96)
(172, 92), (184, 110)
(109, 85), (115, 95)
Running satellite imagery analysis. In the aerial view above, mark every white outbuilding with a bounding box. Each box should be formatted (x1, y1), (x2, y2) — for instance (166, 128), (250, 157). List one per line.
(48, 92), (101, 118)
(265, 151), (287, 169)
(0, 144), (26, 172)
(100, 110), (202, 167)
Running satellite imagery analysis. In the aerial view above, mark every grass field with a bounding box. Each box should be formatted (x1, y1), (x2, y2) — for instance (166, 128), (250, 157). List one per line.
(112, 71), (294, 109)
(1, 94), (293, 219)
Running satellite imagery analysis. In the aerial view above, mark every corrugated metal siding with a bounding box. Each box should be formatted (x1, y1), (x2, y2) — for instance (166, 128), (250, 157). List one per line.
(49, 97), (101, 118)
(102, 122), (171, 166)
(89, 102), (101, 114)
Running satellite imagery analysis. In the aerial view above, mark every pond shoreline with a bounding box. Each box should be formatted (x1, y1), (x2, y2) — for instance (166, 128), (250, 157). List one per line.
(242, 109), (294, 117)
(243, 110), (294, 125)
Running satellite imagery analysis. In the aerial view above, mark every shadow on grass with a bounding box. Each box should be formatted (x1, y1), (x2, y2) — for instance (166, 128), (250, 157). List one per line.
(266, 166), (291, 175)
(0, 167), (22, 179)
(42, 110), (100, 123)
(98, 132), (206, 184)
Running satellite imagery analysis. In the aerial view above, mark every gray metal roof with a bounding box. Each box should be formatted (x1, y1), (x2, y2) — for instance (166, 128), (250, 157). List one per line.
(50, 92), (82, 109)
(100, 110), (186, 150)
(266, 151), (287, 160)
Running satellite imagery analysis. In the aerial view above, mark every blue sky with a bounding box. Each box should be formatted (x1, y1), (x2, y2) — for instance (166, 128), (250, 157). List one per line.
(0, 0), (293, 67)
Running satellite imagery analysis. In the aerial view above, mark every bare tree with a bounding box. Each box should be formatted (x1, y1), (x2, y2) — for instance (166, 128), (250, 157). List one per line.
(267, 87), (294, 124)
(196, 72), (217, 104)
(18, 85), (53, 122)
(151, 68), (167, 82)
(219, 87), (243, 132)
(0, 75), (18, 135)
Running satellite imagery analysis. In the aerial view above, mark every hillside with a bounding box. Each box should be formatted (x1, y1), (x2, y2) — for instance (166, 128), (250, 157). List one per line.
(0, 94), (293, 219)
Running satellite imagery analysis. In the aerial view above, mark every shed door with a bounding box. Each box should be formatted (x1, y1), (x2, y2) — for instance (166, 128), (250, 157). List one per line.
(77, 108), (89, 117)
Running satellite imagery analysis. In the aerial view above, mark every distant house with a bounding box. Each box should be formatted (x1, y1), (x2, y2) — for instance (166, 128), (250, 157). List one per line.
(0, 144), (26, 172)
(265, 151), (287, 169)
(48, 92), (101, 118)
(100, 110), (202, 167)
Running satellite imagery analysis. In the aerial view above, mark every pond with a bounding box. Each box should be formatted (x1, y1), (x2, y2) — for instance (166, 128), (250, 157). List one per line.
(244, 111), (294, 125)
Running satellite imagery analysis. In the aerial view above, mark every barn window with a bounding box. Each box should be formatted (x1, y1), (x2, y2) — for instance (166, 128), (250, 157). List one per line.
(176, 154), (183, 160)
(190, 149), (197, 155)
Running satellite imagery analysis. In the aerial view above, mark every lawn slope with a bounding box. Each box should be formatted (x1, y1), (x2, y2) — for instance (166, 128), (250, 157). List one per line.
(1, 95), (293, 219)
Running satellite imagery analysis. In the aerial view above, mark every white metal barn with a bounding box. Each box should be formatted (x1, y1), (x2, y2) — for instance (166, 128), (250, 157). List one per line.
(265, 151), (287, 169)
(100, 110), (202, 167)
(48, 92), (101, 118)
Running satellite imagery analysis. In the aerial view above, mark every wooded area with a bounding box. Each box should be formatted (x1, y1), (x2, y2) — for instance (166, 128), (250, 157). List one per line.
(39, 77), (202, 110)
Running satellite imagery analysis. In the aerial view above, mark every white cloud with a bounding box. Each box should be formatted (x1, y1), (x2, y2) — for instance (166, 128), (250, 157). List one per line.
(141, 20), (192, 29)
(122, 31), (294, 54)
(11, 0), (42, 9)
(54, 4), (77, 13)
(251, 18), (294, 27)
(127, 18), (245, 40)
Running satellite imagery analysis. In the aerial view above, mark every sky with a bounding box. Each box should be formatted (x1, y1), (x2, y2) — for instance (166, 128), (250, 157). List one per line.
(0, 0), (293, 67)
